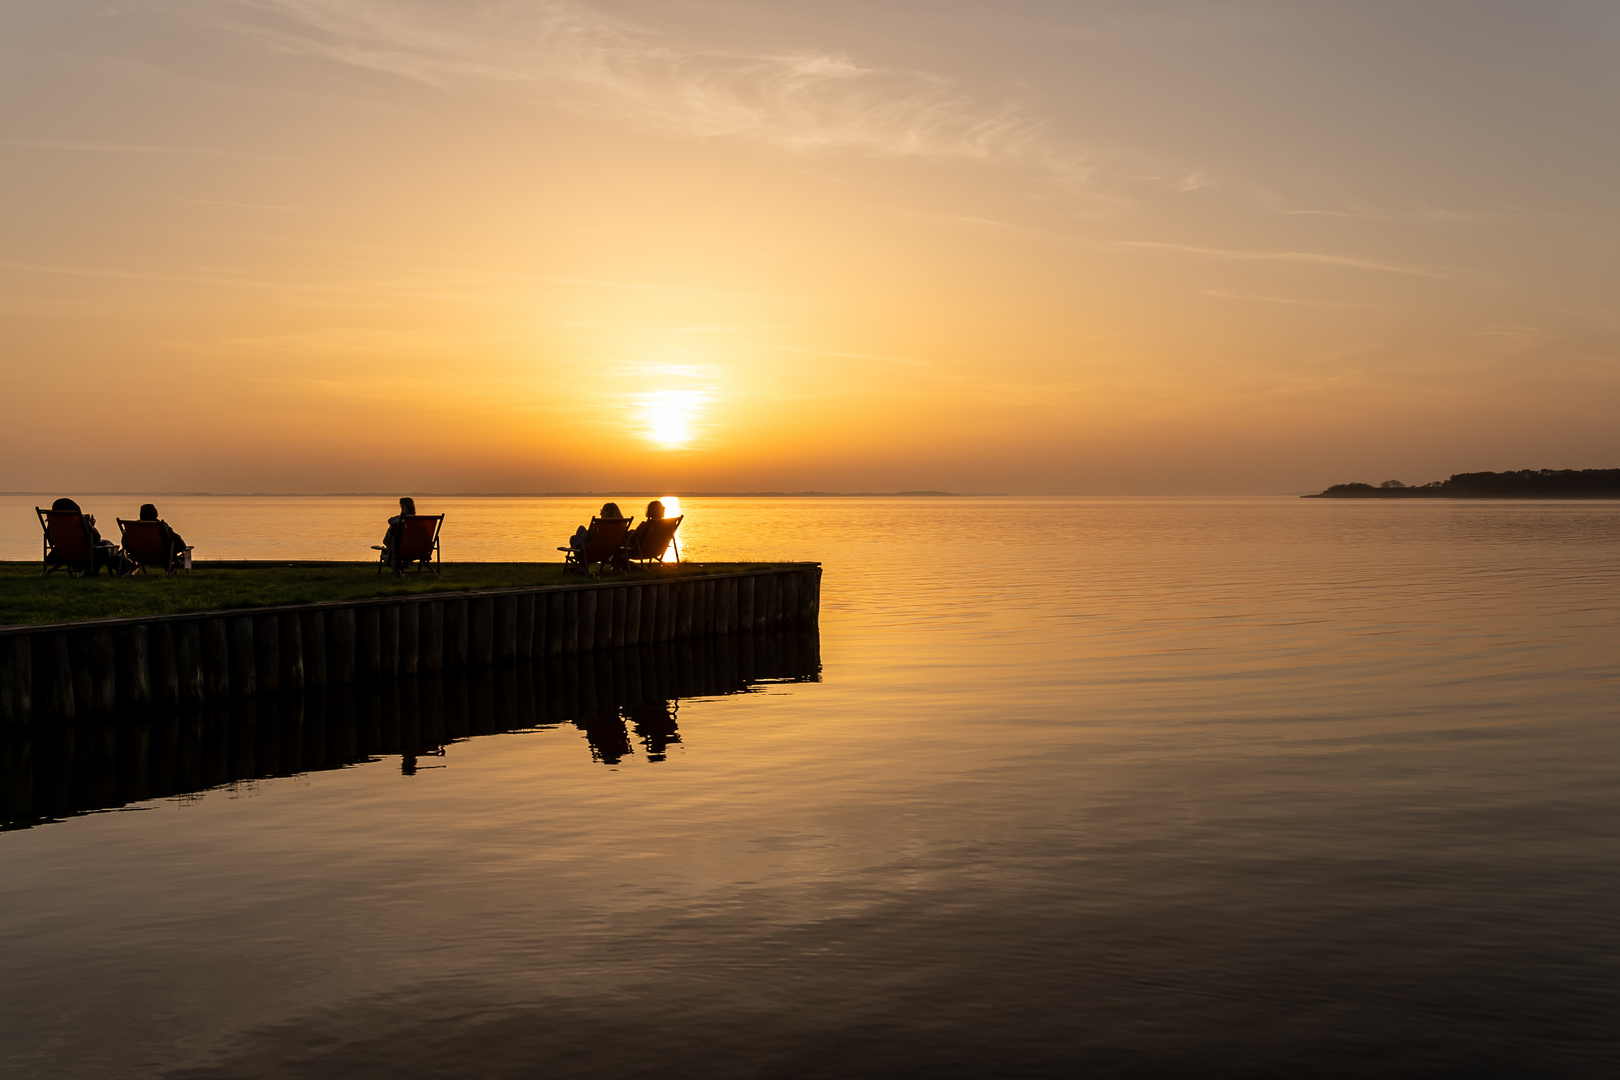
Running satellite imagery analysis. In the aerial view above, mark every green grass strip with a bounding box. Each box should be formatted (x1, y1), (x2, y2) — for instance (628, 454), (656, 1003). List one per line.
(0, 561), (801, 627)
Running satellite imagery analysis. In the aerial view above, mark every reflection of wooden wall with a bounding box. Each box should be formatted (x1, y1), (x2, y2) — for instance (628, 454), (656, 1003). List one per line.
(0, 566), (821, 729)
(0, 624), (823, 828)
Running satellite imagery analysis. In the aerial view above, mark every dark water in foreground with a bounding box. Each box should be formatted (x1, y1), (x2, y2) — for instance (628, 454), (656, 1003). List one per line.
(1, 497), (1618, 1077)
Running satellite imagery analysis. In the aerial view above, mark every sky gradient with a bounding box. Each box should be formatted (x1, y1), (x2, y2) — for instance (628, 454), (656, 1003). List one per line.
(3, 0), (1617, 493)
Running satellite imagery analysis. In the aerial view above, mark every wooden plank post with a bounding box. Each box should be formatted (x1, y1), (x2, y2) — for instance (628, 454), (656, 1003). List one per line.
(516, 594), (535, 659)
(495, 595), (517, 662)
(201, 619), (229, 701)
(0, 635), (32, 730)
(577, 589), (596, 655)
(470, 597), (495, 666)
(594, 589), (613, 652)
(79, 629), (117, 715)
(150, 624), (179, 709)
(254, 615), (280, 695)
(444, 599), (469, 670)
(328, 608), (357, 686)
(175, 622), (204, 705)
(357, 606), (381, 683)
(610, 588), (627, 650)
(301, 611), (327, 687)
(547, 592), (566, 656)
(379, 604), (400, 679)
(399, 603), (420, 677)
(230, 617), (256, 697)
(781, 573), (800, 627)
(34, 633), (75, 722)
(421, 601), (444, 673)
(739, 576), (756, 635)
(279, 613), (305, 692)
(624, 586), (642, 647)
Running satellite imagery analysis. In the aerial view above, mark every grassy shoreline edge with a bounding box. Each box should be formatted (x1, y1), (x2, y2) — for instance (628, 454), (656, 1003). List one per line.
(0, 561), (814, 629)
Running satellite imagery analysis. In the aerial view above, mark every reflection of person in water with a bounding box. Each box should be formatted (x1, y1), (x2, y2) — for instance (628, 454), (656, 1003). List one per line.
(628, 699), (681, 762)
(578, 711), (633, 765)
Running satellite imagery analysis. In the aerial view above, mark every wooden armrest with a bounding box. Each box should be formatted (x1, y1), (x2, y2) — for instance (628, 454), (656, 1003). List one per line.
(370, 545), (386, 551)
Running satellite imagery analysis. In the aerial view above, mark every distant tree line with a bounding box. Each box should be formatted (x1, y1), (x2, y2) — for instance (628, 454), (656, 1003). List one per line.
(1306, 469), (1620, 498)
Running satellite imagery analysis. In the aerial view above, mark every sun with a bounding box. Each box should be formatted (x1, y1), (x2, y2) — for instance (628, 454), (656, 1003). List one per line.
(639, 390), (705, 448)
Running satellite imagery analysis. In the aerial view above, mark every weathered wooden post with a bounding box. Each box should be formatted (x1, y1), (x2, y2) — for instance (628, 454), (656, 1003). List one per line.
(762, 574), (783, 629)
(0, 635), (32, 730)
(254, 614), (280, 695)
(595, 589), (614, 651)
(445, 599), (469, 670)
(201, 619), (230, 701)
(516, 594), (535, 660)
(420, 601), (444, 673)
(379, 604), (400, 679)
(738, 576), (756, 636)
(545, 592), (565, 656)
(610, 588), (627, 650)
(563, 591), (580, 654)
(702, 579), (718, 636)
(278, 613), (305, 692)
(624, 586), (642, 647)
(150, 624), (179, 709)
(781, 573), (800, 627)
(228, 616), (256, 697)
(79, 628), (117, 715)
(470, 596), (495, 666)
(175, 621), (205, 705)
(577, 589), (597, 655)
(301, 611), (327, 688)
(328, 607), (357, 686)
(720, 577), (737, 635)
(676, 580), (695, 639)
(495, 595), (517, 663)
(638, 583), (657, 645)
(532, 591), (549, 658)
(800, 569), (820, 624)
(399, 602), (420, 677)
(714, 578), (728, 635)
(357, 606), (381, 683)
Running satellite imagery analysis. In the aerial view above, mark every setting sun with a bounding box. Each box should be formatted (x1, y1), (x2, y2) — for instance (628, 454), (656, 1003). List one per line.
(639, 391), (707, 449)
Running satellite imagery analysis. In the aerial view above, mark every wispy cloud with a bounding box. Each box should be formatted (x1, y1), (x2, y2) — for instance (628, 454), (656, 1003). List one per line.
(221, 0), (1071, 170)
(5, 139), (284, 160)
(1113, 240), (1441, 277)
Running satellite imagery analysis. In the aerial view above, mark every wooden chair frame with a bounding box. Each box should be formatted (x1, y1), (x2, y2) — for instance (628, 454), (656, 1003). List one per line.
(373, 513), (444, 576)
(625, 514), (683, 568)
(36, 507), (99, 577)
(558, 515), (634, 575)
(117, 518), (193, 575)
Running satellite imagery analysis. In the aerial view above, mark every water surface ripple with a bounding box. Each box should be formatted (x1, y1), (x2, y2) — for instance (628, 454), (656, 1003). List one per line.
(1, 496), (1617, 1077)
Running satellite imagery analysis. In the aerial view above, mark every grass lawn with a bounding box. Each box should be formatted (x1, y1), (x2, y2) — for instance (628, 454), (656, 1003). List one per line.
(0, 561), (799, 627)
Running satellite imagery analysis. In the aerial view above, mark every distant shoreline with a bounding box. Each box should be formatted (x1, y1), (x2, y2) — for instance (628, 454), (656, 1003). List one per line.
(1305, 469), (1620, 499)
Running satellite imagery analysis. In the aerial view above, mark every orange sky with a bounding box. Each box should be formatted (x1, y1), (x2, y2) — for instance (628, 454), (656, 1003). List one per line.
(3, 1), (1618, 493)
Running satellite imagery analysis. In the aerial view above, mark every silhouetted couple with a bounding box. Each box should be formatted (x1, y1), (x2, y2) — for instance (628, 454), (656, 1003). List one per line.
(50, 498), (186, 575)
(568, 499), (667, 571)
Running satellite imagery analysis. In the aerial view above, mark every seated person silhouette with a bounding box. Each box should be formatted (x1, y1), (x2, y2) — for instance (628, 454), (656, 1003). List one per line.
(52, 497), (129, 575)
(624, 499), (666, 561)
(137, 503), (189, 568)
(380, 496), (416, 565)
(568, 501), (628, 567)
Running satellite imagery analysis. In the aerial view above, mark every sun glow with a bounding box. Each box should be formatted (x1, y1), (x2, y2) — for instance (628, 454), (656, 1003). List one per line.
(639, 390), (706, 448)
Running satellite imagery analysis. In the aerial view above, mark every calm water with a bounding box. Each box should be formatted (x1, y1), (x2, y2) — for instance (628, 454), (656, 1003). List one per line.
(2, 496), (1618, 1077)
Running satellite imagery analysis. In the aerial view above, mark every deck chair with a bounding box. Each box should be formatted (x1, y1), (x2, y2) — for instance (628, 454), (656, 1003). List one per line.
(625, 514), (683, 568)
(373, 513), (444, 575)
(118, 518), (193, 575)
(558, 515), (633, 574)
(36, 506), (100, 577)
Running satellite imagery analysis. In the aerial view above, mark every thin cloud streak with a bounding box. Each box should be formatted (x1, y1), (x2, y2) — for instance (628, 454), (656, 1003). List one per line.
(1113, 240), (1442, 277)
(221, 0), (1084, 176)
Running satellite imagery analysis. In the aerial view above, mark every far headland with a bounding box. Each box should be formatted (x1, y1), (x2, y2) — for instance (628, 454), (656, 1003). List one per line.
(1306, 468), (1620, 499)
